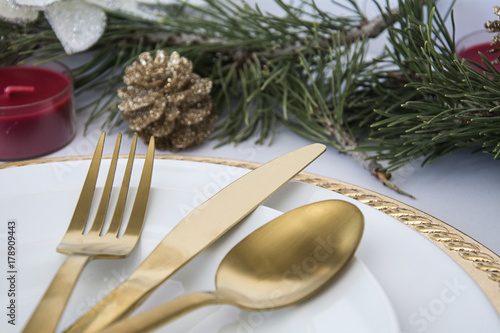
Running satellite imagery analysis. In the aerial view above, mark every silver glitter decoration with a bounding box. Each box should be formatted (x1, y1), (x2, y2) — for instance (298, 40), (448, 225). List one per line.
(45, 1), (106, 54)
(0, 0), (38, 23)
(0, 0), (176, 54)
(12, 0), (58, 9)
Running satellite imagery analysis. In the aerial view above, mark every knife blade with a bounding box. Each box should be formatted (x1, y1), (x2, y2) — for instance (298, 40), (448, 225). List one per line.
(65, 143), (326, 333)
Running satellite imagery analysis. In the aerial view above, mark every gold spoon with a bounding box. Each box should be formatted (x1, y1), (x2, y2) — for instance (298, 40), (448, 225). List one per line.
(100, 199), (364, 333)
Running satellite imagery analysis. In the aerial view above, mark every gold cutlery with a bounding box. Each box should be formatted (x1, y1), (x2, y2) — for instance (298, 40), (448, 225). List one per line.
(100, 200), (364, 333)
(66, 143), (326, 333)
(23, 132), (155, 333)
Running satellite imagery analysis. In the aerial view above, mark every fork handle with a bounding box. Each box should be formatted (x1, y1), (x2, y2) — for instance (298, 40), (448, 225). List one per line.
(23, 254), (91, 333)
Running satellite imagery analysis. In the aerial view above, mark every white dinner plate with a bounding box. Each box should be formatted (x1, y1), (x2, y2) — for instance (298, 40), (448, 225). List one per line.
(0, 156), (499, 333)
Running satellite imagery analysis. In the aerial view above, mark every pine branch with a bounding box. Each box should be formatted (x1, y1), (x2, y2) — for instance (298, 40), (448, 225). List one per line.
(352, 0), (500, 170)
(3, 0), (497, 197)
(119, 0), (402, 69)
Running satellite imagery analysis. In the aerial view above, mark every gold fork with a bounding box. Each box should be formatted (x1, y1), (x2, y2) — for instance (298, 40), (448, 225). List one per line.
(22, 132), (155, 333)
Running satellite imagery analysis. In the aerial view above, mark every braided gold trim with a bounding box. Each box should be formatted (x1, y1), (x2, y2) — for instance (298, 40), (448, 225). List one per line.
(294, 171), (500, 315)
(2, 154), (499, 314)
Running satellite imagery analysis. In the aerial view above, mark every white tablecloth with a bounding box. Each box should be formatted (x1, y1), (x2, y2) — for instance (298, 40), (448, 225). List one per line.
(7, 0), (500, 256)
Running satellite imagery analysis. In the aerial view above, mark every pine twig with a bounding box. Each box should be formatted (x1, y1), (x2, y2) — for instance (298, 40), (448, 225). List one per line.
(6, 0), (491, 198)
(328, 125), (416, 198)
(131, 6), (402, 58)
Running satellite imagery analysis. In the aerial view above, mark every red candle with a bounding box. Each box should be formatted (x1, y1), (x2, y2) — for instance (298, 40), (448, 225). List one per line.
(456, 30), (500, 71)
(457, 42), (500, 70)
(0, 62), (76, 160)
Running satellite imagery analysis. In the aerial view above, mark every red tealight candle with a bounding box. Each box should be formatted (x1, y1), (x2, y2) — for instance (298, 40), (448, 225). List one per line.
(456, 30), (500, 71)
(0, 62), (76, 160)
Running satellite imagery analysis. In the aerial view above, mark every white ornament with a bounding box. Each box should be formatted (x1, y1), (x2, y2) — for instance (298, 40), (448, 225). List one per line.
(12, 0), (59, 9)
(0, 0), (38, 23)
(0, 0), (173, 54)
(45, 1), (106, 54)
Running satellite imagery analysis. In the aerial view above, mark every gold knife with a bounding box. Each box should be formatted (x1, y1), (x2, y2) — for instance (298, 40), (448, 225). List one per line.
(65, 143), (326, 333)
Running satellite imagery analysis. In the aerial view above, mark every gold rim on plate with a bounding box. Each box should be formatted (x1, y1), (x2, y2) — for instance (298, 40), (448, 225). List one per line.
(2, 154), (499, 315)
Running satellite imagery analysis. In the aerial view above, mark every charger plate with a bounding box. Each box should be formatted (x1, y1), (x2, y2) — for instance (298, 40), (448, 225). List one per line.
(1, 154), (499, 332)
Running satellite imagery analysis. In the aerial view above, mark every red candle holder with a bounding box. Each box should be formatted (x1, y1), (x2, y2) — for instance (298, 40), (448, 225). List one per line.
(0, 62), (76, 160)
(456, 29), (500, 71)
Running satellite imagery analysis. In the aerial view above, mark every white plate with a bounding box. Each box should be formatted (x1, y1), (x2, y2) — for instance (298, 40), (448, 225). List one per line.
(0, 158), (396, 333)
(0, 157), (498, 332)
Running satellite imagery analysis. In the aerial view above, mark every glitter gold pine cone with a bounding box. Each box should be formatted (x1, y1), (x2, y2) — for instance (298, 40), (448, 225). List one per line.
(485, 6), (500, 52)
(118, 50), (217, 151)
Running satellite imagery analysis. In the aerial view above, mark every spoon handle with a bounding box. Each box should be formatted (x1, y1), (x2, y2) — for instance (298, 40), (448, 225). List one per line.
(100, 291), (223, 333)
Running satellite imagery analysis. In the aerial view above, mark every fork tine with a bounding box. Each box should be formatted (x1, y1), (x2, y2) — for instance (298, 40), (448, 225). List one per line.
(106, 133), (138, 235)
(89, 133), (122, 235)
(123, 136), (155, 238)
(65, 132), (105, 234)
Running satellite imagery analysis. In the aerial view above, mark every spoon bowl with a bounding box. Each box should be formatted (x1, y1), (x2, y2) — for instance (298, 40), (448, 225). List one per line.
(102, 200), (364, 333)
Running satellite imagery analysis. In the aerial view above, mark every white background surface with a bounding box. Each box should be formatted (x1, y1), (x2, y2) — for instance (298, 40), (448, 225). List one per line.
(1, 1), (499, 332)
(40, 0), (499, 255)
(1, 3), (498, 254)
